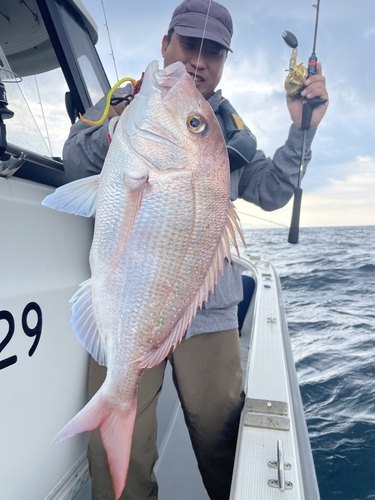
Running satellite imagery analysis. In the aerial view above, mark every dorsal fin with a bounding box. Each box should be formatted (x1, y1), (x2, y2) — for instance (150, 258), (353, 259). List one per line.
(137, 203), (245, 369)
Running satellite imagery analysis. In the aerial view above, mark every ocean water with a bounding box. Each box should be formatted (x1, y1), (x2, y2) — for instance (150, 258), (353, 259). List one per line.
(243, 225), (375, 500)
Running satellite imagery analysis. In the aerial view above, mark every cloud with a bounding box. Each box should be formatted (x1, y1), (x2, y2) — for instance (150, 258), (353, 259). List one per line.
(82, 0), (375, 229)
(3, 0), (373, 230)
(236, 156), (375, 228)
(364, 25), (375, 39)
(219, 53), (291, 151)
(301, 156), (375, 226)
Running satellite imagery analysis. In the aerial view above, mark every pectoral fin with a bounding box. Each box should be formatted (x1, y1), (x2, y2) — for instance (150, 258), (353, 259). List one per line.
(42, 175), (100, 217)
(109, 171), (148, 274)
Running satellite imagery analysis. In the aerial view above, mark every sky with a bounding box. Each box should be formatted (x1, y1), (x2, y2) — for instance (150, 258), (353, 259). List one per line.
(4, 0), (373, 229)
(76, 0), (375, 229)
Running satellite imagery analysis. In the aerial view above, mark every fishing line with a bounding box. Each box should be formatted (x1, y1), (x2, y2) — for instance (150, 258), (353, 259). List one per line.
(34, 74), (52, 156)
(194, 0), (213, 82)
(13, 78), (51, 155)
(236, 211), (288, 228)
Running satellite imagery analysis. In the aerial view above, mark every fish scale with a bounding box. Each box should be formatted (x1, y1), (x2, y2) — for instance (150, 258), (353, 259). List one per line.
(42, 59), (244, 499)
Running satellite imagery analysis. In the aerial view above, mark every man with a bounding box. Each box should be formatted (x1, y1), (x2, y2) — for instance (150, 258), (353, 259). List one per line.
(63, 1), (328, 499)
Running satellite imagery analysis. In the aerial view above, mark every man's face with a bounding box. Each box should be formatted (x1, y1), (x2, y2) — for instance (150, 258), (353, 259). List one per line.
(161, 32), (228, 100)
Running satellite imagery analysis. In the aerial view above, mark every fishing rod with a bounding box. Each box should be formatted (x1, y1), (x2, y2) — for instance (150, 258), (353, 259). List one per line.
(282, 0), (327, 244)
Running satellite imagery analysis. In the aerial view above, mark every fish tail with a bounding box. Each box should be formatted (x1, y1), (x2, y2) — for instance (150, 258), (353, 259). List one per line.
(101, 402), (138, 499)
(53, 392), (137, 499)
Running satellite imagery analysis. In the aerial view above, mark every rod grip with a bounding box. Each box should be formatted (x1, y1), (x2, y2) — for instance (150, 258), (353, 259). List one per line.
(301, 101), (313, 130)
(288, 187), (303, 244)
(301, 96), (327, 130)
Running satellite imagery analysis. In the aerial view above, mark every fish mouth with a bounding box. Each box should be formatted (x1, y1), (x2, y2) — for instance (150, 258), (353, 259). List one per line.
(154, 63), (205, 95)
(123, 60), (198, 168)
(154, 61), (188, 95)
(126, 61), (190, 150)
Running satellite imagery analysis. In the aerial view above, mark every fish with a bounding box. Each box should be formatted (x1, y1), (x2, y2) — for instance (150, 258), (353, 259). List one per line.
(42, 59), (244, 499)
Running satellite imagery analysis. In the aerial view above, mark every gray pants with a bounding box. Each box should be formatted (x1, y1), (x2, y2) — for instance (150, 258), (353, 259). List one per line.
(88, 328), (245, 500)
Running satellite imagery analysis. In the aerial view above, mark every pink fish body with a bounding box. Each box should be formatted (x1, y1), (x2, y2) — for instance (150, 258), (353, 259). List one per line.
(42, 60), (243, 498)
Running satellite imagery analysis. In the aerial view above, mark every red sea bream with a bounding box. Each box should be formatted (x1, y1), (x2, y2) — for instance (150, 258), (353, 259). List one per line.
(42, 59), (244, 499)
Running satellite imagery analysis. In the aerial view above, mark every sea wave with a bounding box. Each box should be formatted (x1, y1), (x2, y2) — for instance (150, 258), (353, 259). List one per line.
(244, 225), (375, 500)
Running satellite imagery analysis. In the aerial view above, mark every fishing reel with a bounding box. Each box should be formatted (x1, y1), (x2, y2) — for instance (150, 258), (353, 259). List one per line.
(282, 30), (308, 97)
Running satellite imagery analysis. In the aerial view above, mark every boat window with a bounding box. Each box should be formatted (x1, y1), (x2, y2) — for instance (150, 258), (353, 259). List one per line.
(1, 45), (70, 160)
(0, 0), (110, 186)
(56, 0), (108, 107)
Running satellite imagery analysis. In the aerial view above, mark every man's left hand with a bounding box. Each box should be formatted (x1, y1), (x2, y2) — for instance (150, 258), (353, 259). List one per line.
(287, 62), (329, 128)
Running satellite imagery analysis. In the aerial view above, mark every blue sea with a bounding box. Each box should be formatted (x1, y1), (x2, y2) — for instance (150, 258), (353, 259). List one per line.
(243, 225), (375, 500)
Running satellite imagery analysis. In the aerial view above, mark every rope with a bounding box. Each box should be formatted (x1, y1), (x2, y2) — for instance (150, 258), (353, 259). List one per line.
(79, 77), (138, 126)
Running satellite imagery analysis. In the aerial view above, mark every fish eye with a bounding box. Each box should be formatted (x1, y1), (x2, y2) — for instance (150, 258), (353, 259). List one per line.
(187, 114), (206, 134)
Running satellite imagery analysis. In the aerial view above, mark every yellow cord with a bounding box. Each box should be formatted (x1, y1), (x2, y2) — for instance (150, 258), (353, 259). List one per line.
(79, 77), (138, 126)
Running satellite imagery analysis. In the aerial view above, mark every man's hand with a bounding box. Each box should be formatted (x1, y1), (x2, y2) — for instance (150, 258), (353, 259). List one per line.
(108, 94), (128, 120)
(287, 62), (329, 128)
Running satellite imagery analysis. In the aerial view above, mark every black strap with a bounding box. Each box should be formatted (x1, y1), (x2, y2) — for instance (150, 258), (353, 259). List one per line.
(218, 98), (257, 172)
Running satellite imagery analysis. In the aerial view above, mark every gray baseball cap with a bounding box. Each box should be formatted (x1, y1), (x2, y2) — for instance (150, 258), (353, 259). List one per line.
(168, 0), (233, 52)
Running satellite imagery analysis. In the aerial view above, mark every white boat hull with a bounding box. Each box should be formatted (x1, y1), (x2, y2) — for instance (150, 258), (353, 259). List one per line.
(0, 177), (93, 500)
